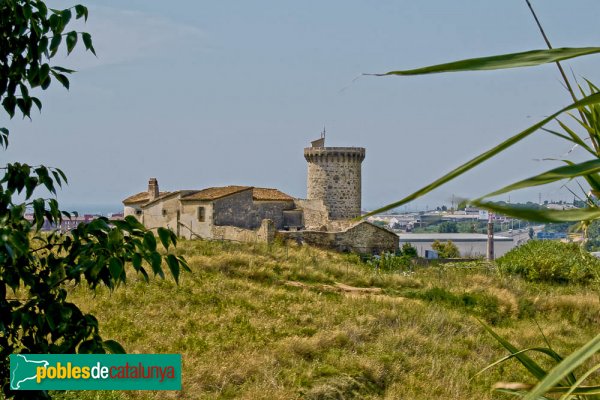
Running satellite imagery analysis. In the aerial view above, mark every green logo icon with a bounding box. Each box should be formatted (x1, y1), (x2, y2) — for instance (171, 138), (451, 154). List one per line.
(11, 355), (49, 390)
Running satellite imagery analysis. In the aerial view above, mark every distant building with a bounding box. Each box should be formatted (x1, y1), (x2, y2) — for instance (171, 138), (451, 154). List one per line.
(109, 213), (124, 221)
(544, 203), (577, 211)
(398, 233), (515, 258)
(441, 214), (479, 222)
(536, 232), (567, 240)
(25, 214), (97, 232)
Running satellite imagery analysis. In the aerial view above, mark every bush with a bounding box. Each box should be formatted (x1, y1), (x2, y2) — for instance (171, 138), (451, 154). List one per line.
(496, 240), (600, 284)
(431, 240), (460, 258)
(400, 242), (418, 258)
(366, 253), (412, 273)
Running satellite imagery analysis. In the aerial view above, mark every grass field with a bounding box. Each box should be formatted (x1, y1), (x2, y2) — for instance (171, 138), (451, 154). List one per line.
(54, 239), (600, 399)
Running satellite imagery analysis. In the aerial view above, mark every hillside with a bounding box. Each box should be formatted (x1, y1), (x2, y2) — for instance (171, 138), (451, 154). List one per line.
(57, 240), (600, 399)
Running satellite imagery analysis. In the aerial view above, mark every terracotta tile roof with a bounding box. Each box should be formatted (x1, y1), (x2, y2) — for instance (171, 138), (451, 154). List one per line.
(181, 186), (252, 201)
(142, 190), (197, 208)
(123, 191), (170, 205)
(252, 188), (294, 201)
(180, 186), (294, 202)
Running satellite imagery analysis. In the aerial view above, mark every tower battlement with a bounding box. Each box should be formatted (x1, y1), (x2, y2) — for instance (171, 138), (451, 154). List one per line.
(303, 147), (365, 162)
(304, 139), (365, 220)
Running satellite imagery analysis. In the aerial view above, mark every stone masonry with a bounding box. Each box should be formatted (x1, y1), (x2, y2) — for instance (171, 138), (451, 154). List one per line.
(304, 139), (365, 220)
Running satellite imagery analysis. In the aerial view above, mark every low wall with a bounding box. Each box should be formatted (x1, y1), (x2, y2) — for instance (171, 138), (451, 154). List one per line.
(279, 221), (398, 254)
(212, 219), (275, 244)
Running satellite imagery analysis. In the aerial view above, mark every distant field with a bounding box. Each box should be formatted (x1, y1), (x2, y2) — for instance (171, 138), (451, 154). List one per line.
(55, 240), (600, 399)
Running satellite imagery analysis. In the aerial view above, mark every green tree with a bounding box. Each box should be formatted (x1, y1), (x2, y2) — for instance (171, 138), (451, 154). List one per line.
(431, 240), (460, 258)
(400, 242), (418, 258)
(0, 2), (189, 398)
(438, 221), (458, 233)
(584, 219), (600, 251)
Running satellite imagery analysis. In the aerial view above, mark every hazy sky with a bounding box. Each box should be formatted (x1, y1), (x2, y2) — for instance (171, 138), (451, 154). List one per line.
(5, 1), (600, 213)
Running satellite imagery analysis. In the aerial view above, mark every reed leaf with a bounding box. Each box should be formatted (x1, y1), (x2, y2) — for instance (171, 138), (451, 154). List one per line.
(494, 387), (549, 399)
(524, 334), (600, 400)
(362, 92), (600, 218)
(473, 347), (569, 383)
(475, 159), (600, 200)
(470, 201), (600, 223)
(559, 364), (600, 399)
(370, 47), (600, 76)
(479, 321), (548, 381)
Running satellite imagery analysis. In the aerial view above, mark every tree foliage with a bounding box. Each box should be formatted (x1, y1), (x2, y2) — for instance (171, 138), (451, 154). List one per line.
(438, 221), (458, 233)
(400, 242), (418, 258)
(431, 240), (460, 258)
(497, 240), (600, 284)
(0, 2), (188, 398)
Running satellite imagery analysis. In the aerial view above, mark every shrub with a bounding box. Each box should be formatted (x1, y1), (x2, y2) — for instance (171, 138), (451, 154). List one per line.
(366, 253), (412, 273)
(431, 240), (460, 258)
(400, 242), (418, 258)
(496, 240), (600, 284)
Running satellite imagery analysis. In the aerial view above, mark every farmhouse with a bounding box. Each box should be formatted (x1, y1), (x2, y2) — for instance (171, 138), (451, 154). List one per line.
(123, 138), (398, 254)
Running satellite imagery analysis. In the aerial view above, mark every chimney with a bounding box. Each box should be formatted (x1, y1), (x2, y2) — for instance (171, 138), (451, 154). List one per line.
(148, 178), (159, 201)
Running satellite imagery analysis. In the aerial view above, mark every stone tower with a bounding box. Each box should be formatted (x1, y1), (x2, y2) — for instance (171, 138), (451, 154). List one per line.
(304, 137), (365, 220)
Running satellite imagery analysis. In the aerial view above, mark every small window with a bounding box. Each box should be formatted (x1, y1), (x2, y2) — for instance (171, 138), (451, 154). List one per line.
(135, 209), (142, 216)
(197, 206), (205, 222)
(162, 209), (167, 217)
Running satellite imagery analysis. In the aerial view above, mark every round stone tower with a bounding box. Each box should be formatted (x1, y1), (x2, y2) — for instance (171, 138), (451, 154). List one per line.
(304, 137), (365, 220)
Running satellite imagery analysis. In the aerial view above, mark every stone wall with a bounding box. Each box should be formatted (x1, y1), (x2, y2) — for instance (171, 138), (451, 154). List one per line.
(212, 219), (275, 244)
(327, 219), (356, 231)
(142, 194), (181, 234)
(179, 201), (214, 239)
(212, 190), (294, 230)
(124, 205), (142, 220)
(283, 209), (303, 229)
(254, 200), (295, 229)
(304, 147), (365, 220)
(335, 222), (398, 254)
(137, 190), (295, 240)
(212, 190), (255, 227)
(294, 199), (329, 230)
(280, 221), (398, 254)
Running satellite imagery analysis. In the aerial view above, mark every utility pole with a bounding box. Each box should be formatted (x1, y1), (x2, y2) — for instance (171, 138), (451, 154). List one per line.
(487, 212), (494, 260)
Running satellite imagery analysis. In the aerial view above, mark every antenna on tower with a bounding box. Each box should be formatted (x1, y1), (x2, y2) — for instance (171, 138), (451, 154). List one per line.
(321, 125), (326, 139)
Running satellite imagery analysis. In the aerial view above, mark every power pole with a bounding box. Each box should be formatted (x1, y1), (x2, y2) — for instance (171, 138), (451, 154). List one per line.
(487, 212), (494, 260)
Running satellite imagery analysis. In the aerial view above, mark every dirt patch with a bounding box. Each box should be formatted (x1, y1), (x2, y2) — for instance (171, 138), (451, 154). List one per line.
(284, 280), (382, 294)
(334, 282), (382, 294)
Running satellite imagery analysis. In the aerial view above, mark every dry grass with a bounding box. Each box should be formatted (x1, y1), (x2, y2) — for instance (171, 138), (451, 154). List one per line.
(54, 240), (600, 400)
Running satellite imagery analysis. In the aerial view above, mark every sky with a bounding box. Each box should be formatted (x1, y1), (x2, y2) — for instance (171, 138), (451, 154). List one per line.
(4, 0), (600, 214)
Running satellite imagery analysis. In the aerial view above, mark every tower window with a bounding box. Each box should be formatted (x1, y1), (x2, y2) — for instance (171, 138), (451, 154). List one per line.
(197, 206), (205, 222)
(162, 209), (167, 217)
(135, 209), (142, 216)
